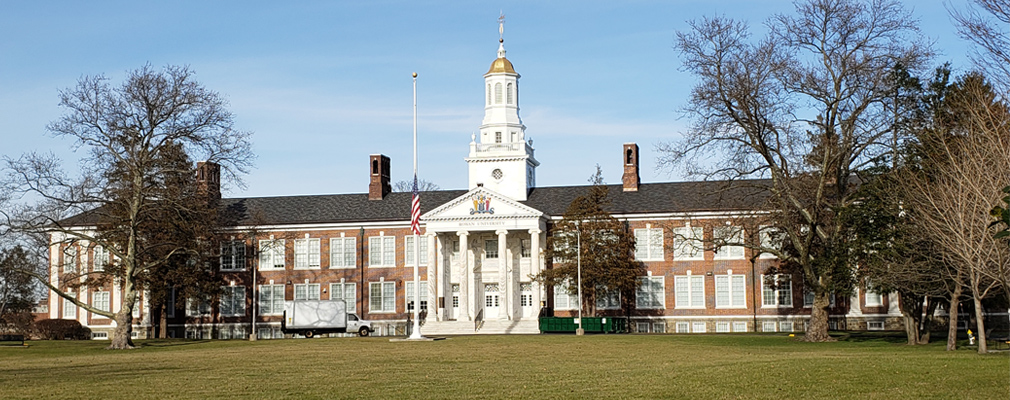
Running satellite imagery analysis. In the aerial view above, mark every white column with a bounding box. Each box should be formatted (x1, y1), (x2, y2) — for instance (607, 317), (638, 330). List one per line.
(887, 291), (901, 316)
(426, 233), (437, 321)
(848, 289), (863, 317)
(457, 231), (470, 321)
(529, 228), (542, 319)
(48, 242), (60, 319)
(497, 229), (509, 320)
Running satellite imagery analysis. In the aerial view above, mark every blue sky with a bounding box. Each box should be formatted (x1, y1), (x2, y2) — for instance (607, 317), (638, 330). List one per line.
(0, 1), (975, 198)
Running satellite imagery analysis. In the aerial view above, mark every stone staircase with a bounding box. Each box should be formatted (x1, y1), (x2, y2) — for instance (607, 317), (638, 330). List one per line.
(420, 319), (540, 335)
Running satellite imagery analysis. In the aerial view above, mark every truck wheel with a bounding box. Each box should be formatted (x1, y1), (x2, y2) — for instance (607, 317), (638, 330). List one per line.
(305, 331), (314, 338)
(358, 327), (370, 337)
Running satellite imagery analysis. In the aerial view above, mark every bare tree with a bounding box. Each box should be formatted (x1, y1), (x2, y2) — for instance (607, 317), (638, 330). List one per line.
(392, 179), (440, 192)
(1, 65), (253, 349)
(660, 0), (931, 341)
(897, 74), (1010, 354)
(950, 0), (1010, 93)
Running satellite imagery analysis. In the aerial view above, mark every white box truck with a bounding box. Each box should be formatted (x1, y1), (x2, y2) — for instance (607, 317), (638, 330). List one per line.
(281, 299), (373, 338)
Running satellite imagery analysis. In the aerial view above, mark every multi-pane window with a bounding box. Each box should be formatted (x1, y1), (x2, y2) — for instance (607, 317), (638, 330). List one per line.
(220, 286), (246, 316)
(404, 236), (428, 265)
(405, 281), (428, 312)
(865, 288), (883, 307)
(63, 294), (76, 318)
(804, 290), (837, 308)
(713, 225), (745, 259)
(187, 296), (211, 316)
(595, 287), (621, 310)
(294, 238), (321, 269)
(258, 239), (285, 270)
(258, 285), (285, 315)
(692, 322), (707, 333)
(294, 283), (321, 301)
(63, 246), (77, 273)
(93, 291), (110, 312)
(520, 239), (532, 258)
(369, 281), (396, 313)
(716, 322), (730, 333)
(673, 227), (704, 260)
(762, 275), (793, 307)
(762, 321), (777, 332)
(732, 321), (748, 332)
(634, 228), (664, 261)
(330, 237), (356, 268)
(368, 236), (395, 267)
(520, 283), (533, 307)
(759, 226), (782, 259)
(93, 246), (109, 272)
(484, 284), (500, 308)
(674, 274), (705, 308)
(451, 284), (460, 308)
(220, 241), (246, 271)
(330, 282), (356, 313)
(636, 276), (665, 309)
(675, 322), (690, 333)
(553, 283), (579, 310)
(484, 239), (499, 259)
(715, 272), (747, 308)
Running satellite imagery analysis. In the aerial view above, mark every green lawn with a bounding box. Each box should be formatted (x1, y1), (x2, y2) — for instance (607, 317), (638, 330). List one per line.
(0, 333), (1006, 399)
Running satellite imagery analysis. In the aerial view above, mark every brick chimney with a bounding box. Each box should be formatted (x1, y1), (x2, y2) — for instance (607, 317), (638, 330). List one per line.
(622, 143), (640, 192)
(196, 161), (221, 200)
(368, 154), (391, 200)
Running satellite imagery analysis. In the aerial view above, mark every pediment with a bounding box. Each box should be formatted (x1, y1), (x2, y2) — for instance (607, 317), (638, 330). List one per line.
(422, 187), (543, 222)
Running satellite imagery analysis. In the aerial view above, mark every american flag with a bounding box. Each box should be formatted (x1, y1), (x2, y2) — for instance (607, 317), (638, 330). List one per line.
(410, 174), (421, 235)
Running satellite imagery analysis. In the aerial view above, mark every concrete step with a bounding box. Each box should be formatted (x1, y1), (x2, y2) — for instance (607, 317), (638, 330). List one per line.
(420, 319), (540, 335)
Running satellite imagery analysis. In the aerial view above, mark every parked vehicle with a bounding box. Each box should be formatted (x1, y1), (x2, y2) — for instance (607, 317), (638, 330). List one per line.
(281, 299), (373, 338)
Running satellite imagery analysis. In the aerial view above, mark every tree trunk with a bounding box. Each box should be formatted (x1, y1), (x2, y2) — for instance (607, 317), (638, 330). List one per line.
(972, 294), (987, 354)
(802, 291), (834, 342)
(918, 298), (938, 345)
(946, 286), (962, 351)
(902, 314), (920, 345)
(897, 292), (921, 345)
(159, 302), (168, 339)
(107, 309), (135, 349)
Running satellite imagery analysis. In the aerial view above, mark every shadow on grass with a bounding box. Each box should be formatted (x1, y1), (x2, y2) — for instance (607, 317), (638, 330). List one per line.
(832, 331), (909, 344)
(139, 339), (213, 348)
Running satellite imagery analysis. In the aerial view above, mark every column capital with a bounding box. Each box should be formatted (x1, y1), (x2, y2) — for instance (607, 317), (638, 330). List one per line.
(456, 230), (469, 238)
(528, 228), (541, 235)
(495, 229), (509, 236)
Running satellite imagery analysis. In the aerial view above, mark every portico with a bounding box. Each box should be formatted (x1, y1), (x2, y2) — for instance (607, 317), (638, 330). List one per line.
(422, 187), (545, 323)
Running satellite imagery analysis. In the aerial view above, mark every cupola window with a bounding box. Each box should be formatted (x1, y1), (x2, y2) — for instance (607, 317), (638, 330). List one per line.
(494, 83), (502, 104)
(507, 83), (513, 104)
(487, 84), (491, 105)
(495, 132), (502, 143)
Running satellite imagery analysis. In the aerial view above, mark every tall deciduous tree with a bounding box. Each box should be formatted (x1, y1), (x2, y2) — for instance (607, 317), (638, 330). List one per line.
(535, 166), (644, 317)
(1, 65), (252, 349)
(0, 246), (40, 334)
(660, 0), (931, 341)
(951, 0), (1010, 94)
(895, 74), (1010, 354)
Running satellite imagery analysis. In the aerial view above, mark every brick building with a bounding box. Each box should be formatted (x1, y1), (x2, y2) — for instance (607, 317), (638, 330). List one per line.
(44, 32), (902, 339)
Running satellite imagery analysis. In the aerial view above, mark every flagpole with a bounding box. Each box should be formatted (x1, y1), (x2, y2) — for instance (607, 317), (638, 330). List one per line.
(410, 71), (423, 339)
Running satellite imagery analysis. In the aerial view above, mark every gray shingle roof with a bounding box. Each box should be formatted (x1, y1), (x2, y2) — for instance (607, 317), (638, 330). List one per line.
(219, 179), (772, 227)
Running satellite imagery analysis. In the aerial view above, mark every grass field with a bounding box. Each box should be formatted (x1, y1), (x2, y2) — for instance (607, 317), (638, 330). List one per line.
(1, 333), (1007, 399)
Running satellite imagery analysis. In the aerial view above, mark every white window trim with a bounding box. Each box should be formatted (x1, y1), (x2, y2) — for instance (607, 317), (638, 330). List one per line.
(404, 236), (428, 266)
(258, 284), (285, 316)
(553, 282), (579, 311)
(404, 281), (429, 311)
(258, 239), (285, 270)
(674, 273), (705, 309)
(293, 283), (321, 301)
(635, 227), (665, 261)
(220, 240), (246, 271)
(93, 246), (109, 272)
(595, 287), (621, 310)
(294, 238), (321, 270)
(714, 272), (747, 309)
(220, 286), (246, 317)
(673, 226), (704, 261)
(713, 225), (745, 260)
(758, 226), (780, 259)
(369, 281), (396, 313)
(63, 294), (76, 319)
(329, 237), (356, 269)
(368, 236), (396, 268)
(93, 291), (110, 313)
(864, 286), (884, 307)
(330, 282), (357, 313)
(761, 274), (793, 308)
(636, 276), (666, 310)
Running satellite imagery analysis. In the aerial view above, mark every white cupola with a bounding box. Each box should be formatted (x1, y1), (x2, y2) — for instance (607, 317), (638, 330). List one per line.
(466, 16), (539, 201)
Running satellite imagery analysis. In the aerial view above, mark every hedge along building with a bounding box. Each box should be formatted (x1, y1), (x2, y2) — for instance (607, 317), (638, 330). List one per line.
(45, 30), (903, 339)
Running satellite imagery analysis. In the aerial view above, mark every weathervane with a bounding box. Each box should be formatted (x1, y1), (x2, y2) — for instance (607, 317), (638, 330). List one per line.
(498, 11), (505, 42)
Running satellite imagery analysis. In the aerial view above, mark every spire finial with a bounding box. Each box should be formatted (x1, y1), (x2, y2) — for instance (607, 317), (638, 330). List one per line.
(498, 11), (505, 42)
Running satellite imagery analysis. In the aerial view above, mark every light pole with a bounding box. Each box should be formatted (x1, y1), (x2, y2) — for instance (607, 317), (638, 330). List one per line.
(576, 221), (584, 336)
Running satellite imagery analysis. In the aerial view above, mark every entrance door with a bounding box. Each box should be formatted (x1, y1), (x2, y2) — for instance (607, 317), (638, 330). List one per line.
(520, 282), (534, 318)
(484, 283), (500, 319)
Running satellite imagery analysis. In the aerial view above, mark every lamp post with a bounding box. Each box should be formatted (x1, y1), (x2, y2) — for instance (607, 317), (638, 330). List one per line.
(576, 221), (584, 336)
